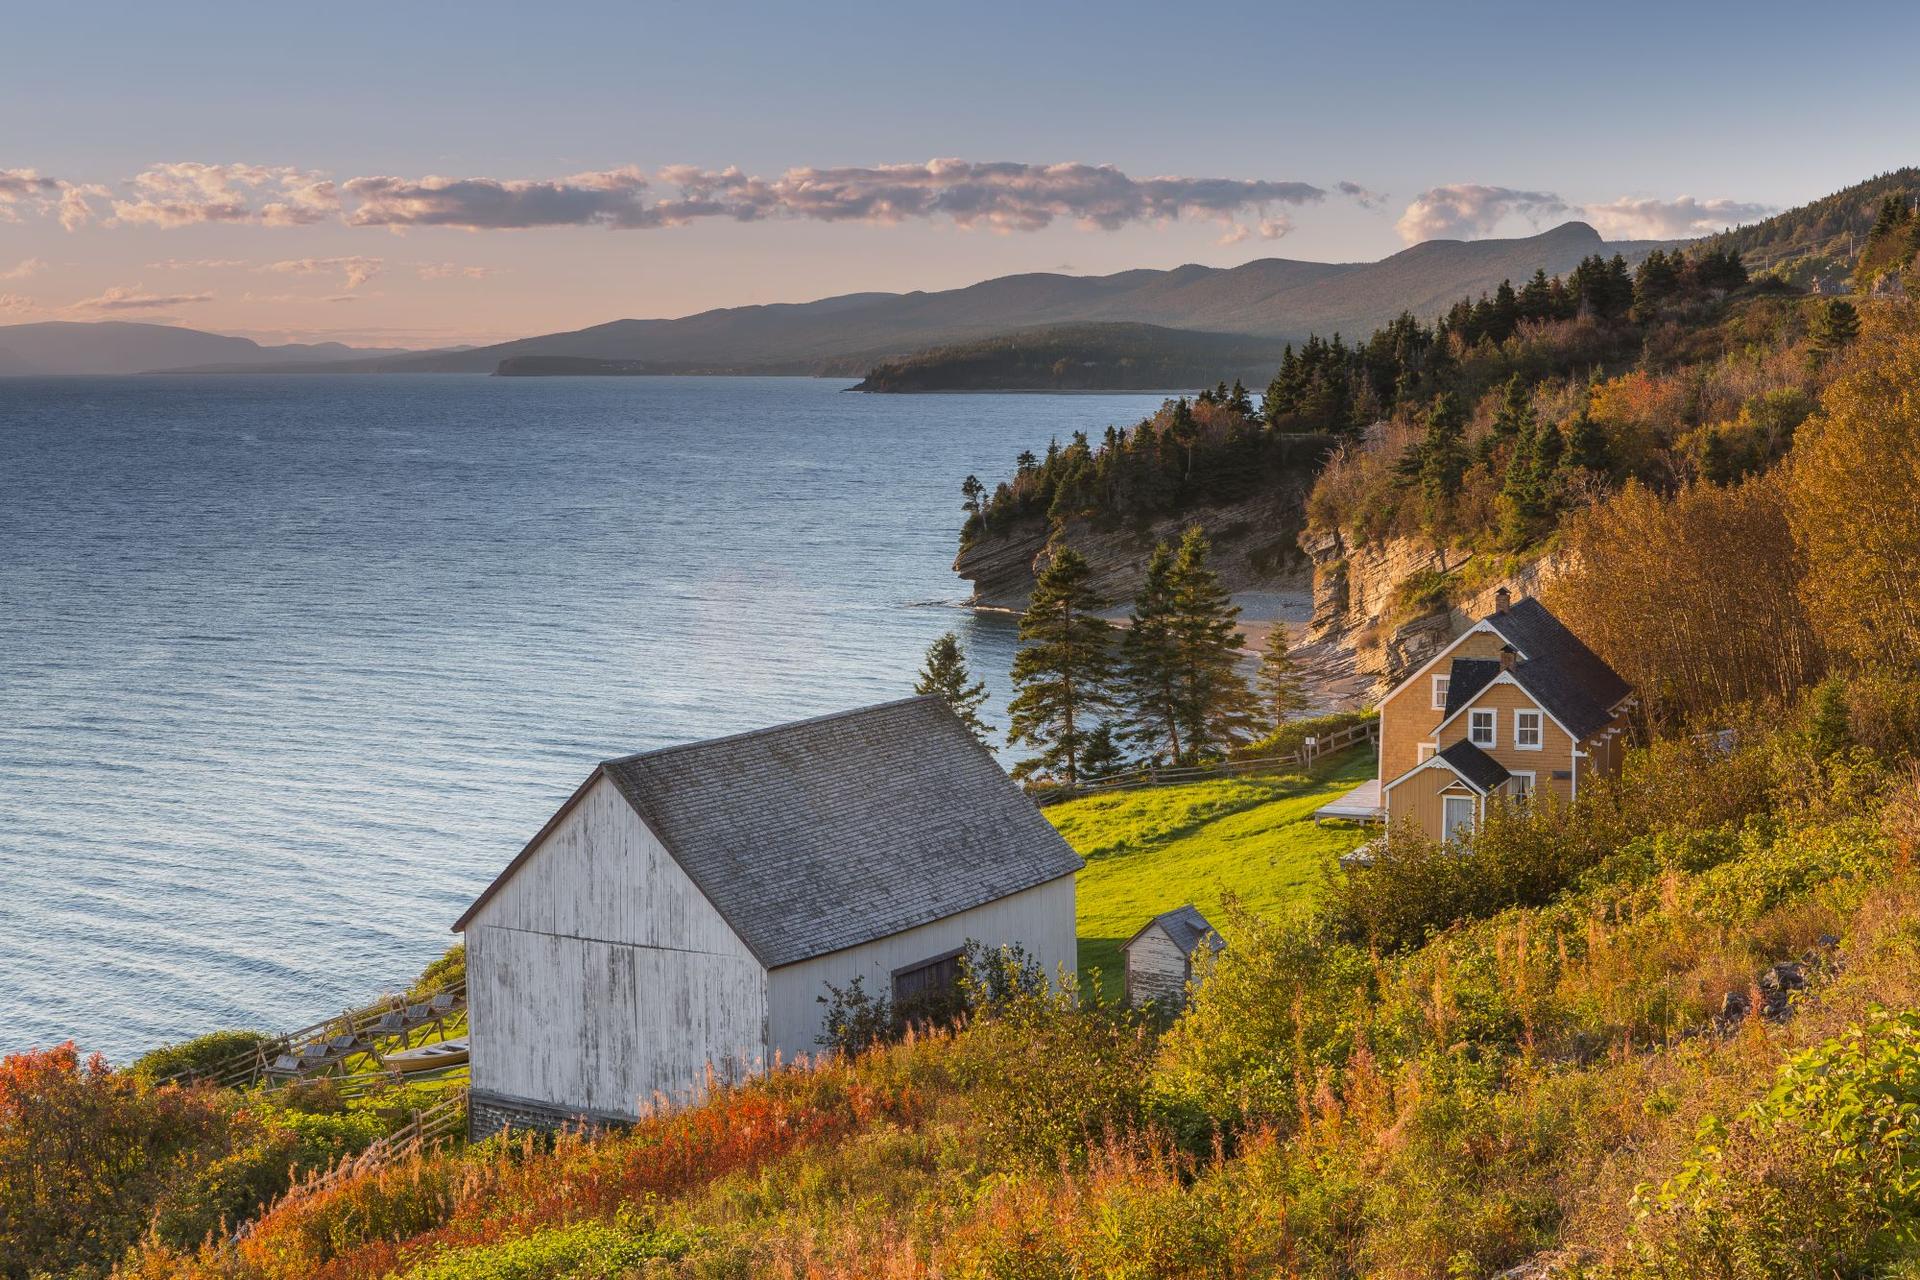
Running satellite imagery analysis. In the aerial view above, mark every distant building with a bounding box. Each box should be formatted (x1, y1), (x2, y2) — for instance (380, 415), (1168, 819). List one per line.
(1122, 904), (1224, 1009)
(454, 695), (1083, 1138)
(1319, 592), (1634, 843)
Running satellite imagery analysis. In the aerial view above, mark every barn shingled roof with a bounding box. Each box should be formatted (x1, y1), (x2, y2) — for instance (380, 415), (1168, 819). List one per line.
(1436, 739), (1512, 793)
(453, 696), (1083, 969)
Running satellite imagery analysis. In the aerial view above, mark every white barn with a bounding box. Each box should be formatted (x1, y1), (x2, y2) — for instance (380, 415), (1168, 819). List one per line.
(454, 695), (1083, 1137)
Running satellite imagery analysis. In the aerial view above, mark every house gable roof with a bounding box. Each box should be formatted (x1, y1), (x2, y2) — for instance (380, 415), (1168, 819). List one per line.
(1442, 658), (1503, 717)
(1485, 598), (1631, 739)
(1123, 904), (1224, 958)
(1436, 739), (1512, 793)
(454, 696), (1084, 969)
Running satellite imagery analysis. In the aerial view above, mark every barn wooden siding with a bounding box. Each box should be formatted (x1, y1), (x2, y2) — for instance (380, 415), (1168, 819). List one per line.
(466, 774), (767, 1119)
(765, 873), (1077, 1060)
(1125, 924), (1191, 1008)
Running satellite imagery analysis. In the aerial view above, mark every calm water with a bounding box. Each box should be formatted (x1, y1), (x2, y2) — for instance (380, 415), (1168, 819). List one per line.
(0, 375), (1167, 1060)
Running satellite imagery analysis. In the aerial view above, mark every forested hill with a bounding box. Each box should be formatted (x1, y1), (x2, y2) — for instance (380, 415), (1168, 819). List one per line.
(1705, 166), (1920, 284)
(851, 323), (1285, 392)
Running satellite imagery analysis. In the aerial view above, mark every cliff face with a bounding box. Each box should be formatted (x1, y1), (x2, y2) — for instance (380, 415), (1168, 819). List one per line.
(953, 484), (1313, 613)
(1304, 527), (1560, 692)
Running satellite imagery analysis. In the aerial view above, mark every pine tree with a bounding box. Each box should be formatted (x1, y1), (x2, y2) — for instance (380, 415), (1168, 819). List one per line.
(1256, 625), (1308, 732)
(1564, 401), (1612, 475)
(1006, 548), (1116, 784)
(914, 631), (992, 747)
(1166, 527), (1261, 759)
(1120, 542), (1186, 764)
(1079, 723), (1124, 778)
(1808, 299), (1861, 367)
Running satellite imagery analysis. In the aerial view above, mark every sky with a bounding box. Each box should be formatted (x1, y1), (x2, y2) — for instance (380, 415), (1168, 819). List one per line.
(3, 0), (1918, 349)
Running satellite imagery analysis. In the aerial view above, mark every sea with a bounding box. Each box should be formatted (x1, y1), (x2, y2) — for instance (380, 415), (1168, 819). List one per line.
(0, 375), (1170, 1061)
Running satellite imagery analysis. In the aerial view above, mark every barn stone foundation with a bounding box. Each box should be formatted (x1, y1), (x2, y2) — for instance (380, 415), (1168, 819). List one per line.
(468, 1089), (633, 1142)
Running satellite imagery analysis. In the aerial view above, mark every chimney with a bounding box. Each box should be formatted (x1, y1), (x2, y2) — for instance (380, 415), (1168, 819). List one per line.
(1494, 586), (1511, 614)
(1499, 644), (1516, 672)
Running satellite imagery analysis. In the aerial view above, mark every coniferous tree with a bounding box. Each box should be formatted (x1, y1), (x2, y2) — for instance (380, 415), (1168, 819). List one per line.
(1166, 527), (1260, 759)
(1417, 391), (1469, 567)
(1255, 625), (1308, 733)
(914, 631), (992, 747)
(1120, 542), (1186, 764)
(1006, 548), (1116, 784)
(1808, 299), (1861, 367)
(1564, 401), (1612, 475)
(1079, 723), (1124, 778)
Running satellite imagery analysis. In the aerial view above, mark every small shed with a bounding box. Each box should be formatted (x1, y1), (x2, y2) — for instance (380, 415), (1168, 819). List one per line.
(455, 695), (1084, 1138)
(1122, 905), (1224, 1009)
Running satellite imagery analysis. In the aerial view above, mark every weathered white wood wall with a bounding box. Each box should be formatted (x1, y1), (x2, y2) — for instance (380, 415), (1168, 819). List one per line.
(465, 774), (768, 1118)
(1124, 924), (1191, 1008)
(764, 873), (1077, 1061)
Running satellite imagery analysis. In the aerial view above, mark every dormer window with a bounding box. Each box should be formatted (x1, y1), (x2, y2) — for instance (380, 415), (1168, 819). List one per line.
(1432, 674), (1450, 709)
(1469, 709), (1496, 747)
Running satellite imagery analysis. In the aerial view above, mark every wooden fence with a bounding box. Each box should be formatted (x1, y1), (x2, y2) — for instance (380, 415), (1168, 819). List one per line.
(1037, 718), (1377, 804)
(162, 976), (467, 1091)
(237, 1088), (469, 1236)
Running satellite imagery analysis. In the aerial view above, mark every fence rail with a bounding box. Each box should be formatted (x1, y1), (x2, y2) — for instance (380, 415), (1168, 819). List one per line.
(1037, 719), (1377, 804)
(162, 976), (467, 1091)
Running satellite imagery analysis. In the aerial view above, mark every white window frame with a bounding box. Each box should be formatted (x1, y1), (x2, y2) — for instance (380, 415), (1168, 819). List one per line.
(1416, 742), (1436, 761)
(1469, 708), (1497, 748)
(1431, 674), (1450, 709)
(1510, 770), (1536, 800)
(1514, 709), (1544, 751)
(1443, 794), (1476, 838)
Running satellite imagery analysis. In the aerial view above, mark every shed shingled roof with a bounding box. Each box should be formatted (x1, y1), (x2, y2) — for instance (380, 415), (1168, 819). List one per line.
(455, 696), (1083, 969)
(1123, 904), (1224, 959)
(1437, 739), (1511, 793)
(1486, 598), (1632, 740)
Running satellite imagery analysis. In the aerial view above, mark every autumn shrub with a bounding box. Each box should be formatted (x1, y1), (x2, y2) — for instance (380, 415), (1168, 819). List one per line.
(950, 979), (1159, 1169)
(0, 1044), (236, 1279)
(392, 1215), (697, 1280)
(1626, 1009), (1920, 1277)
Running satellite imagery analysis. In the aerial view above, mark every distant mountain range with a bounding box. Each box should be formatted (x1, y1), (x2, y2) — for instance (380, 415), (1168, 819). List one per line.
(184, 221), (1671, 377)
(0, 322), (417, 376)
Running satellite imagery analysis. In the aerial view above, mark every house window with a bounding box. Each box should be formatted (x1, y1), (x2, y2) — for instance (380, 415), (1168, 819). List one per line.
(1417, 742), (1436, 761)
(1469, 709), (1496, 747)
(892, 948), (964, 1006)
(1511, 771), (1535, 800)
(1432, 674), (1450, 709)
(1443, 794), (1476, 838)
(1514, 709), (1543, 750)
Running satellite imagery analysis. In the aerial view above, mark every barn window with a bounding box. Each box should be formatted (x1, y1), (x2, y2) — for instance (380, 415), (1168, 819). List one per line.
(892, 948), (965, 1005)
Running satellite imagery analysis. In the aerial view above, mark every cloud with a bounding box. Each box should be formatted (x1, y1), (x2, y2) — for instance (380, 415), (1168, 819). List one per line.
(110, 163), (338, 228)
(1336, 180), (1385, 209)
(264, 256), (383, 288)
(1578, 195), (1774, 240)
(70, 284), (214, 311)
(1, 257), (46, 281)
(413, 261), (495, 280)
(1218, 214), (1294, 246)
(0, 169), (99, 230)
(0, 292), (35, 315)
(147, 257), (250, 270)
(344, 159), (1327, 233)
(1396, 184), (1569, 243)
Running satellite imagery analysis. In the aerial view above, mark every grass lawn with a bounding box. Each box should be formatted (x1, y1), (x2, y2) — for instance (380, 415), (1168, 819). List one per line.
(1046, 747), (1375, 992)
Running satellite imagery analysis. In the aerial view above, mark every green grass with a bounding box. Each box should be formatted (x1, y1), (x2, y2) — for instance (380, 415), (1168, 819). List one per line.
(1047, 748), (1374, 991)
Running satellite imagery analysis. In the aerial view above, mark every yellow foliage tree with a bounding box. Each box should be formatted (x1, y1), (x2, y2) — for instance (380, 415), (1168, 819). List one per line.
(1786, 322), (1920, 669)
(1545, 475), (1822, 721)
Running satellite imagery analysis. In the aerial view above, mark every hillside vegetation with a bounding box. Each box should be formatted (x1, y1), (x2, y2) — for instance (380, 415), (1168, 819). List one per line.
(69, 678), (1920, 1279)
(852, 323), (1285, 392)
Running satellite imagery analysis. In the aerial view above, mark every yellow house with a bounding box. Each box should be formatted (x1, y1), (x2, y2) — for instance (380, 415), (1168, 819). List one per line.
(1322, 590), (1633, 842)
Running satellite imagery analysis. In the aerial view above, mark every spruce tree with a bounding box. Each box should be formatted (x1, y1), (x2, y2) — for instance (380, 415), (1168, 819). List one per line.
(1166, 527), (1261, 759)
(914, 631), (992, 747)
(1564, 401), (1612, 474)
(1120, 542), (1186, 764)
(1809, 299), (1861, 367)
(1006, 548), (1116, 784)
(1256, 625), (1308, 733)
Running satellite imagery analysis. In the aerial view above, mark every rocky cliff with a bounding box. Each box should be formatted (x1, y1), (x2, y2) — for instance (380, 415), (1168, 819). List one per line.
(952, 483), (1313, 614)
(1304, 526), (1560, 692)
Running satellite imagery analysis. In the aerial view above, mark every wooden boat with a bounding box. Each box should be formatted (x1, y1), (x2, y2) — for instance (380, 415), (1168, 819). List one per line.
(380, 1037), (468, 1073)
